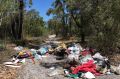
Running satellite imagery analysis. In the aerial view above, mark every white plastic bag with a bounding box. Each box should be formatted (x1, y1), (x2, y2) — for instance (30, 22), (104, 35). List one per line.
(84, 72), (95, 79)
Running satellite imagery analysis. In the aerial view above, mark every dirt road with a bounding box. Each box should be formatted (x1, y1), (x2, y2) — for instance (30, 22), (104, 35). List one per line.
(16, 55), (120, 79)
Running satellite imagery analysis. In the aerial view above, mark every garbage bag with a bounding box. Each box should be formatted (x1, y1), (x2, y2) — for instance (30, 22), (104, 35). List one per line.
(35, 54), (42, 60)
(84, 72), (95, 79)
(94, 57), (110, 69)
(30, 49), (37, 56)
(38, 47), (48, 55)
(68, 46), (80, 55)
(75, 43), (83, 52)
(14, 46), (23, 51)
(68, 54), (79, 61)
(80, 54), (93, 64)
(92, 53), (104, 60)
(19, 58), (25, 64)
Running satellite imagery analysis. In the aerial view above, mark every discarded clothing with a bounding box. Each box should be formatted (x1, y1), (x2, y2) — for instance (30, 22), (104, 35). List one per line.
(17, 53), (29, 59)
(66, 74), (79, 78)
(81, 50), (90, 56)
(72, 60), (100, 76)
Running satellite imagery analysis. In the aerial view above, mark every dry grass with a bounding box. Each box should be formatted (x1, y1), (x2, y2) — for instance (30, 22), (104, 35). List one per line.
(0, 43), (16, 64)
(0, 43), (18, 79)
(109, 54), (120, 66)
(0, 64), (17, 79)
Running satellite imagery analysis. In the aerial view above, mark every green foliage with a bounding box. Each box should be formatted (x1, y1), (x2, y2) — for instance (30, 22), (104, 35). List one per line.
(47, 0), (69, 37)
(47, 0), (120, 53)
(0, 0), (48, 41)
(88, 0), (120, 53)
(0, 0), (120, 54)
(23, 9), (49, 37)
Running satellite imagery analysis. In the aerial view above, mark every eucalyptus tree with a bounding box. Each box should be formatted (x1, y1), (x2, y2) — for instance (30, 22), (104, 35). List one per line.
(47, 0), (93, 41)
(23, 9), (46, 37)
(88, 0), (120, 53)
(47, 0), (69, 37)
(0, 0), (33, 40)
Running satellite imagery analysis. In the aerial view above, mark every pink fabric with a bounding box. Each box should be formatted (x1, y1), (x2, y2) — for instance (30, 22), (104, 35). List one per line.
(81, 50), (90, 56)
(72, 60), (100, 76)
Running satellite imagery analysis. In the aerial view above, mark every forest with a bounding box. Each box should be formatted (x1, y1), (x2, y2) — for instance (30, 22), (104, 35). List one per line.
(0, 0), (120, 54)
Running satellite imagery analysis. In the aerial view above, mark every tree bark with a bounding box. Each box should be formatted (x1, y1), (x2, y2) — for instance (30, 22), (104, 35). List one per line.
(11, 15), (18, 39)
(80, 15), (85, 43)
(18, 0), (24, 39)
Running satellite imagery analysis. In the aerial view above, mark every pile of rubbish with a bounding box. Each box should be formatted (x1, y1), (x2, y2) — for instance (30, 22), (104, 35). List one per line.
(3, 44), (56, 67)
(3, 42), (120, 79)
(48, 43), (120, 79)
(3, 41), (61, 66)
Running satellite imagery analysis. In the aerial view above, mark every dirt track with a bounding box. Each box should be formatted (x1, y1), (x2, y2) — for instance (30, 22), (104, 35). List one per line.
(17, 55), (67, 79)
(16, 55), (120, 79)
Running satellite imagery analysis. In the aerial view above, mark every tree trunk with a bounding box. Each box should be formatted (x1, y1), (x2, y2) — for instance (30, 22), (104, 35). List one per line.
(11, 15), (18, 39)
(61, 16), (66, 37)
(80, 15), (85, 43)
(80, 28), (85, 43)
(71, 12), (85, 42)
(10, 0), (24, 40)
(69, 17), (72, 36)
(18, 0), (24, 39)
